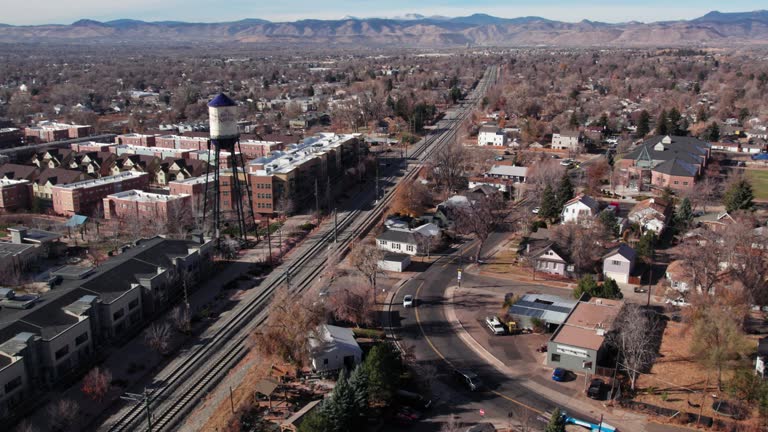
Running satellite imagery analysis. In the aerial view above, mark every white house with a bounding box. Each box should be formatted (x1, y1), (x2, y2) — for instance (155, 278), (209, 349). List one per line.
(377, 253), (411, 272)
(551, 132), (581, 151)
(603, 244), (636, 284)
(376, 223), (441, 256)
(561, 195), (599, 224)
(628, 198), (671, 235)
(477, 124), (507, 147)
(309, 325), (363, 373)
(486, 165), (528, 183)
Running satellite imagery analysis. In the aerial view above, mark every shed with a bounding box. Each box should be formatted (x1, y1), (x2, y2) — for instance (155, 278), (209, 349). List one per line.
(378, 253), (411, 272)
(308, 324), (362, 373)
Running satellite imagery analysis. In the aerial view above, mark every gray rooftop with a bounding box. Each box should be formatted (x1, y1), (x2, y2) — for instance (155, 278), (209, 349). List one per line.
(376, 229), (417, 245)
(507, 293), (578, 325)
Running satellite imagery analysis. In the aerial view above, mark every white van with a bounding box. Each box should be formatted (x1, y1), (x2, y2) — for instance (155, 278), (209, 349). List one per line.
(485, 316), (505, 335)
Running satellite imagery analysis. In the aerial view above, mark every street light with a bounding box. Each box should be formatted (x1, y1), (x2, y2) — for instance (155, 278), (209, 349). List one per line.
(119, 387), (155, 432)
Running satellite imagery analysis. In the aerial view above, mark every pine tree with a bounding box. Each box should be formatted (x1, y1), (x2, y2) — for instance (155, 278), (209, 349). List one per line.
(569, 112), (579, 129)
(600, 278), (623, 299)
(573, 275), (599, 299)
(555, 173), (574, 211)
(539, 184), (558, 220)
(348, 365), (369, 425)
(667, 108), (682, 135)
(545, 407), (566, 432)
(723, 179), (755, 212)
(675, 197), (694, 231)
(636, 110), (650, 138)
(362, 343), (402, 404)
(297, 409), (330, 432)
(599, 210), (619, 238)
(325, 369), (355, 432)
(705, 122), (720, 142)
(636, 232), (656, 263)
(655, 109), (668, 135)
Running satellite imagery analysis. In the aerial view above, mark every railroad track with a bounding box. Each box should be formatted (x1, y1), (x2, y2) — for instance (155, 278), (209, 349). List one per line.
(102, 65), (498, 432)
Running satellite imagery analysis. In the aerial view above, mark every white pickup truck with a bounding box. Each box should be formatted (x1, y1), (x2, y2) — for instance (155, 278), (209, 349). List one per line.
(485, 316), (506, 335)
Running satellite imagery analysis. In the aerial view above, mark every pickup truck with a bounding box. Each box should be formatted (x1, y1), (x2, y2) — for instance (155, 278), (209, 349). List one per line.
(485, 316), (506, 335)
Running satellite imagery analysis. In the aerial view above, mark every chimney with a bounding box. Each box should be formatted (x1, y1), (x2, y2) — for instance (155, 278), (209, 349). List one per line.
(9, 227), (27, 244)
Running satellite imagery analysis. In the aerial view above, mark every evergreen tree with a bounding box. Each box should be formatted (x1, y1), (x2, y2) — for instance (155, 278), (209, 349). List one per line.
(655, 109), (668, 135)
(573, 275), (599, 299)
(546, 407), (566, 432)
(599, 210), (619, 238)
(636, 232), (656, 263)
(705, 122), (720, 142)
(667, 108), (682, 135)
(636, 110), (650, 138)
(325, 369), (355, 432)
(297, 409), (330, 432)
(675, 197), (694, 231)
(348, 365), (369, 425)
(555, 173), (575, 211)
(362, 343), (402, 404)
(599, 278), (623, 299)
(723, 179), (755, 212)
(569, 112), (579, 129)
(539, 184), (558, 220)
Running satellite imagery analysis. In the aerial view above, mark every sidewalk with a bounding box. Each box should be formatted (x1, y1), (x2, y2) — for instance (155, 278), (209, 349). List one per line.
(444, 285), (652, 432)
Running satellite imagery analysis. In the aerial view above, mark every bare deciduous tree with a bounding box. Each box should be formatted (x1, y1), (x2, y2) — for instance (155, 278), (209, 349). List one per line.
(454, 193), (508, 262)
(47, 399), (79, 432)
(431, 143), (468, 193)
(251, 287), (325, 369)
(145, 322), (172, 355)
(170, 305), (191, 334)
(508, 403), (537, 432)
(609, 304), (660, 391)
(348, 240), (383, 290)
(327, 276), (376, 327)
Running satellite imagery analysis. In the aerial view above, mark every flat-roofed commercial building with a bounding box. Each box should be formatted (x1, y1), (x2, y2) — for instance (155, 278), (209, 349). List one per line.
(103, 189), (191, 224)
(0, 179), (31, 212)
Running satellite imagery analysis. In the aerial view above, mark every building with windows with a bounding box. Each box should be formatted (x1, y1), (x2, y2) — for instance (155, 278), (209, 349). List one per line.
(0, 179), (31, 212)
(477, 123), (507, 146)
(618, 135), (710, 192)
(51, 171), (150, 216)
(23, 122), (92, 143)
(0, 235), (212, 419)
(547, 296), (623, 374)
(102, 190), (191, 224)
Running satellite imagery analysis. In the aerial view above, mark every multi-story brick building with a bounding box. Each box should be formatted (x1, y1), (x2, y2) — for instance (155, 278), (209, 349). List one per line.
(0, 235), (213, 419)
(23, 122), (92, 143)
(169, 175), (213, 216)
(247, 133), (362, 216)
(155, 135), (209, 151)
(51, 171), (150, 216)
(0, 128), (23, 149)
(70, 141), (114, 153)
(238, 140), (285, 158)
(102, 190), (192, 224)
(114, 133), (158, 147)
(112, 144), (193, 160)
(0, 179), (31, 212)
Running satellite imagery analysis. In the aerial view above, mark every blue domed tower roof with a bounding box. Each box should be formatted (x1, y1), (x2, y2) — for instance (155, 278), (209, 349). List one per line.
(208, 93), (236, 108)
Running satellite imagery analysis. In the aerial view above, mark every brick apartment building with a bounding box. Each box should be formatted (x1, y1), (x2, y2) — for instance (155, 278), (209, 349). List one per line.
(169, 175), (213, 215)
(102, 190), (192, 224)
(70, 141), (114, 153)
(114, 133), (158, 147)
(113, 144), (193, 160)
(238, 140), (285, 159)
(0, 235), (213, 419)
(247, 133), (362, 216)
(155, 135), (209, 151)
(24, 122), (93, 143)
(0, 128), (23, 149)
(51, 171), (150, 216)
(0, 179), (31, 212)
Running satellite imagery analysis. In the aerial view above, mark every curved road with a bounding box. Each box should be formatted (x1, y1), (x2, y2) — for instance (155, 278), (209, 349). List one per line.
(387, 236), (601, 429)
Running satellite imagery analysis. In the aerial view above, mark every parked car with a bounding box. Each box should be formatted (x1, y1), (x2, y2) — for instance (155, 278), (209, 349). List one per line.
(495, 156), (504, 161)
(403, 295), (414, 308)
(665, 297), (690, 307)
(633, 286), (648, 293)
(532, 207), (540, 214)
(587, 378), (604, 399)
(396, 389), (432, 410)
(551, 368), (568, 382)
(560, 158), (574, 167)
(485, 316), (506, 335)
(454, 369), (483, 391)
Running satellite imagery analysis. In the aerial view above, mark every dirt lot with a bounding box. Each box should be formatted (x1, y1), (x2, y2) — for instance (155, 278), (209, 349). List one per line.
(633, 320), (761, 427)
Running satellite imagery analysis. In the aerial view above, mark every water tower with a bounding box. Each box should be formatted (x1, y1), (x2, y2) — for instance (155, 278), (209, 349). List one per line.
(202, 93), (255, 242)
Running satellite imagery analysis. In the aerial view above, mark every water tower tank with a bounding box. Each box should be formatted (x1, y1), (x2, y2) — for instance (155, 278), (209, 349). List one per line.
(208, 93), (239, 141)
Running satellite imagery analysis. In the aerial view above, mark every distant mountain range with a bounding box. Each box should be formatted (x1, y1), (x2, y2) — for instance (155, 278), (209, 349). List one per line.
(1, 10), (767, 47)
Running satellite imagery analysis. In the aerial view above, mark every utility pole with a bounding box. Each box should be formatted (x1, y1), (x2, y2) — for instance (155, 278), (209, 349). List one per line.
(120, 388), (154, 432)
(375, 153), (379, 202)
(266, 215), (272, 265)
(333, 208), (338, 243)
(314, 178), (320, 222)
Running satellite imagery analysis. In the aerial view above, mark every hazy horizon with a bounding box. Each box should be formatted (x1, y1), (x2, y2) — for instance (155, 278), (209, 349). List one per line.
(3, 1), (767, 26)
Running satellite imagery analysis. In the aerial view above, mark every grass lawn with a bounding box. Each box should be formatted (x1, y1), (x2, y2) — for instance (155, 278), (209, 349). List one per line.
(745, 169), (768, 201)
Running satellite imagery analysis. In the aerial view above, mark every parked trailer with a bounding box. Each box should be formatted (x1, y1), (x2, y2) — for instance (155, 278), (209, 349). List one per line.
(565, 414), (617, 432)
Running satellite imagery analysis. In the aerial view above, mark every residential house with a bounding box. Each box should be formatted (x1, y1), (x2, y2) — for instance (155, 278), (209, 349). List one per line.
(528, 242), (574, 278)
(602, 244), (636, 284)
(665, 260), (691, 293)
(547, 296), (623, 374)
(0, 164), (39, 182)
(308, 325), (362, 373)
(561, 195), (599, 224)
(628, 198), (671, 235)
(477, 123), (507, 147)
(157, 158), (207, 184)
(376, 223), (441, 256)
(551, 132), (582, 152)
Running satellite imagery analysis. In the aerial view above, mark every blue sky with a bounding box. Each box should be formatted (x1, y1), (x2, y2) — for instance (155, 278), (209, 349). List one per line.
(4, 0), (767, 25)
